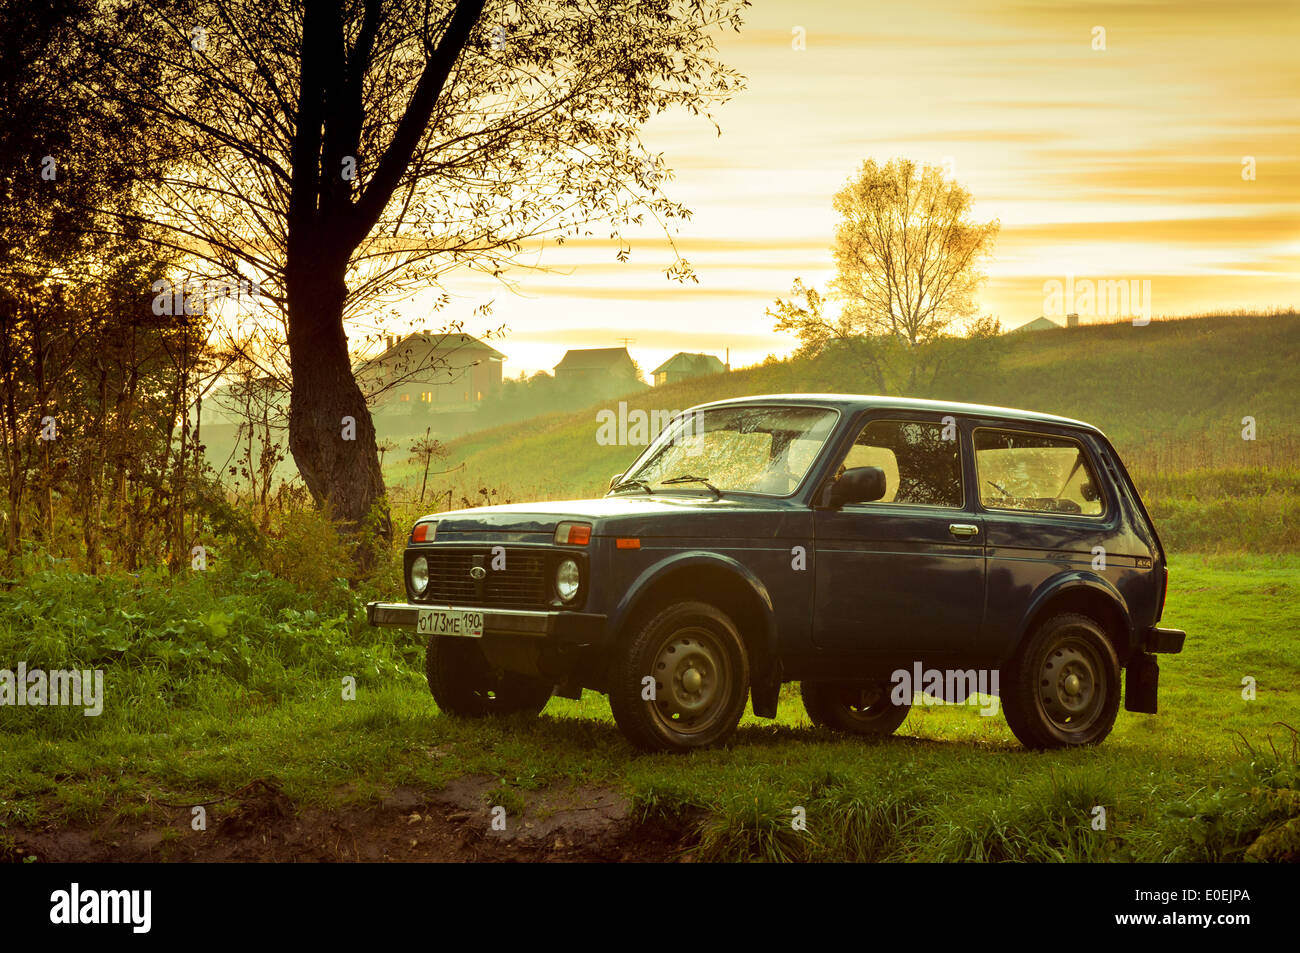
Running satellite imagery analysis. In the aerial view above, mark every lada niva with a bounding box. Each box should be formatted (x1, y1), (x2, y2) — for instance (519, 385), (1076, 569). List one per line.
(368, 395), (1185, 752)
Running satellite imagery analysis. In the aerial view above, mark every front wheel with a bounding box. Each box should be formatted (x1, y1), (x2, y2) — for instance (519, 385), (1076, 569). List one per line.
(607, 601), (750, 753)
(1001, 612), (1120, 748)
(425, 636), (554, 717)
(801, 680), (910, 736)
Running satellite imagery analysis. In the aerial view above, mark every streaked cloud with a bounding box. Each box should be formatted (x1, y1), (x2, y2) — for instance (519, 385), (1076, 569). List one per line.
(387, 0), (1298, 377)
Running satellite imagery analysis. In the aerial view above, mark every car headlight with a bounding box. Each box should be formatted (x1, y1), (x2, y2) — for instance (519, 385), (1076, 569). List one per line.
(410, 555), (429, 595)
(555, 558), (580, 602)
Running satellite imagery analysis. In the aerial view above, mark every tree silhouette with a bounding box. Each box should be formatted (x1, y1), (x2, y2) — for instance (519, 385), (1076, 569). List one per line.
(84, 0), (747, 560)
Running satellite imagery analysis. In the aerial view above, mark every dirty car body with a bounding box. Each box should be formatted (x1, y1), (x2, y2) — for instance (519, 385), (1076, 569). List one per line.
(368, 394), (1185, 752)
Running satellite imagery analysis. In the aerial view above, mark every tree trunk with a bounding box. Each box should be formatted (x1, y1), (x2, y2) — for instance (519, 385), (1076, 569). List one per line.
(284, 257), (391, 554)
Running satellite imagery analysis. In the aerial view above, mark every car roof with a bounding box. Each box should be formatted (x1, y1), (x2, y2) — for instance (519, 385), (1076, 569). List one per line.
(689, 394), (1103, 435)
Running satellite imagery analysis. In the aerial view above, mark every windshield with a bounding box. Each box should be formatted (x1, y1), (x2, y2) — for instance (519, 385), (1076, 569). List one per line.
(614, 405), (838, 496)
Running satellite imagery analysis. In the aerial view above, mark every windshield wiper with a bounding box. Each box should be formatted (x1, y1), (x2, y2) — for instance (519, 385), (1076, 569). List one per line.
(661, 474), (722, 499)
(610, 478), (653, 495)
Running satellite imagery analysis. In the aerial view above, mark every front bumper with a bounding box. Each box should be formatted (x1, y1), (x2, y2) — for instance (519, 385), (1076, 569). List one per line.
(365, 602), (607, 646)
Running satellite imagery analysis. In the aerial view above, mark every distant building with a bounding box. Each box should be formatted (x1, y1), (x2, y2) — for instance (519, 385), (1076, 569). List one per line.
(651, 352), (726, 386)
(357, 331), (504, 410)
(553, 347), (640, 388)
(195, 331), (506, 484)
(1007, 316), (1064, 334)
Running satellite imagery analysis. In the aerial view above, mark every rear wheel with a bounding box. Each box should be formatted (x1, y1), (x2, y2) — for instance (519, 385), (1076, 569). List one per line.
(1001, 612), (1120, 748)
(607, 601), (750, 753)
(425, 636), (553, 717)
(801, 680), (910, 736)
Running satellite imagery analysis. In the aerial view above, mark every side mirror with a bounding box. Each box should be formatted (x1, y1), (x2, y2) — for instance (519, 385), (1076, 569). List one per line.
(828, 466), (887, 508)
(608, 472), (625, 492)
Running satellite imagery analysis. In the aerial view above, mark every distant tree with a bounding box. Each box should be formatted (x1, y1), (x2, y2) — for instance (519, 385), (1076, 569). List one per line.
(772, 159), (999, 392)
(832, 159), (998, 348)
(768, 278), (892, 391)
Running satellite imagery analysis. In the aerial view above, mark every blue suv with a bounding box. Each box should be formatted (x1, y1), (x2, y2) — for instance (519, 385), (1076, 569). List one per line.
(368, 395), (1185, 752)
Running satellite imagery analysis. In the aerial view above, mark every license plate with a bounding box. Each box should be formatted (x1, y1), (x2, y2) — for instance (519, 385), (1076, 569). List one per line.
(417, 607), (484, 638)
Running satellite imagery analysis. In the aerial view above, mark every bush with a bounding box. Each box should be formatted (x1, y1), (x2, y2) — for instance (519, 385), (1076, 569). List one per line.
(1163, 756), (1300, 862)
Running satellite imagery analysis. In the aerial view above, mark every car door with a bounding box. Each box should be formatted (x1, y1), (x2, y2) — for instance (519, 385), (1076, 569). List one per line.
(812, 415), (985, 655)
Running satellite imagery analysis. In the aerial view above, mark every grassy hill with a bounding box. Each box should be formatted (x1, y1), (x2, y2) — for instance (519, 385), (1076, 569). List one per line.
(386, 312), (1300, 551)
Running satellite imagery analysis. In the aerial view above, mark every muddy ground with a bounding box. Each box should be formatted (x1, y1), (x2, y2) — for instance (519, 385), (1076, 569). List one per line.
(4, 778), (701, 863)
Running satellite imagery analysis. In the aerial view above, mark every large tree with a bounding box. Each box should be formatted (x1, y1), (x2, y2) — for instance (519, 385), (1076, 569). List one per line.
(83, 0), (747, 546)
(772, 158), (999, 392)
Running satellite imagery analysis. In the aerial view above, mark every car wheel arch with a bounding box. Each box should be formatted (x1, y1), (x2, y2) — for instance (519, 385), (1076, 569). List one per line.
(1011, 575), (1132, 668)
(610, 553), (778, 673)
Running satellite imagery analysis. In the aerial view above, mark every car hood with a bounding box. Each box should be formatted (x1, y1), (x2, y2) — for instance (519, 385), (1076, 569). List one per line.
(413, 495), (799, 541)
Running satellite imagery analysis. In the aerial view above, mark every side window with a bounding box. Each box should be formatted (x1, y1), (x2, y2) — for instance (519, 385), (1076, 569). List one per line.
(838, 419), (963, 507)
(975, 429), (1104, 516)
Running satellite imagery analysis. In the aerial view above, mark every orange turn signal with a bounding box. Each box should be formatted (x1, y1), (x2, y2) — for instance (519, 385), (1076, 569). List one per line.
(554, 522), (592, 545)
(615, 538), (640, 549)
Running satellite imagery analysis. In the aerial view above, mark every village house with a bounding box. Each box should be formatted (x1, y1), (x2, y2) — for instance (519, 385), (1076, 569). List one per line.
(196, 331), (505, 483)
(553, 346), (641, 387)
(651, 351), (726, 386)
(358, 331), (505, 411)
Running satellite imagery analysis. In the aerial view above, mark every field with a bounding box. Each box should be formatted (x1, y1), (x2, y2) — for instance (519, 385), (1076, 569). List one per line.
(2, 551), (1298, 862)
(2, 311), (1298, 863)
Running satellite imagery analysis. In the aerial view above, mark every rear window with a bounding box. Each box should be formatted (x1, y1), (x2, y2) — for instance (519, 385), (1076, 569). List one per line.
(974, 429), (1104, 516)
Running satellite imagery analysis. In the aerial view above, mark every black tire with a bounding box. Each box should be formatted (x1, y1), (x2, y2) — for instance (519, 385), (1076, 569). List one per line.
(1001, 612), (1120, 749)
(801, 680), (910, 737)
(607, 600), (750, 753)
(425, 635), (553, 717)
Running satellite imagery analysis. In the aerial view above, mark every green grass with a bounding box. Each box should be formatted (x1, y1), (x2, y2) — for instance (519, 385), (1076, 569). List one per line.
(2, 552), (1298, 861)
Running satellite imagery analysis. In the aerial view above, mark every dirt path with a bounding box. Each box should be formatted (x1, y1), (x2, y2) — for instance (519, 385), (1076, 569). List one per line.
(6, 779), (698, 863)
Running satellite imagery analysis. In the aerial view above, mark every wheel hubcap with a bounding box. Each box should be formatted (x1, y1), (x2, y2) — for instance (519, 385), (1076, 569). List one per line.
(681, 667), (703, 693)
(1038, 635), (1104, 731)
(650, 627), (730, 735)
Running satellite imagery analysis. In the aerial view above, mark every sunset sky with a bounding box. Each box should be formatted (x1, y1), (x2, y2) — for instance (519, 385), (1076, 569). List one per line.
(400, 0), (1299, 379)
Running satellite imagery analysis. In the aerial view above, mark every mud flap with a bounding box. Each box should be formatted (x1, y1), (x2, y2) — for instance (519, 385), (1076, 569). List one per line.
(1125, 653), (1159, 714)
(750, 672), (781, 718)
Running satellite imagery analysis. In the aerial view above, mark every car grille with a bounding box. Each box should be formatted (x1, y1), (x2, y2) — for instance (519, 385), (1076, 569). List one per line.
(418, 548), (550, 610)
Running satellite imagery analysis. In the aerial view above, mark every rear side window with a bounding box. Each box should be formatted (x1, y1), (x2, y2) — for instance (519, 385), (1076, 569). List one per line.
(839, 419), (963, 507)
(974, 429), (1104, 516)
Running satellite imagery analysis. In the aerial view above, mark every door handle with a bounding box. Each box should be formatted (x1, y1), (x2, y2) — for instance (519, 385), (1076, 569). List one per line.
(948, 523), (979, 538)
